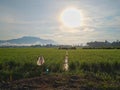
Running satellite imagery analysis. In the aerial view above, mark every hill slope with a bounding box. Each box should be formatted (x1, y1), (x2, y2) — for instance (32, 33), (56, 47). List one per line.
(0, 36), (56, 46)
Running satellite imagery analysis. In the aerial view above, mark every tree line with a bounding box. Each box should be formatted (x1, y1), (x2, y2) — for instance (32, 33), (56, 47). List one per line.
(84, 40), (120, 49)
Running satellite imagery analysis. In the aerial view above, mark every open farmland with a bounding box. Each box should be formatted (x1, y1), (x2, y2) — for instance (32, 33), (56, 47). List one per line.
(0, 48), (120, 89)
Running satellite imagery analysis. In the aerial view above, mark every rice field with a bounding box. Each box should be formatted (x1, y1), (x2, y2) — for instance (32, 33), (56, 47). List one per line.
(0, 48), (120, 82)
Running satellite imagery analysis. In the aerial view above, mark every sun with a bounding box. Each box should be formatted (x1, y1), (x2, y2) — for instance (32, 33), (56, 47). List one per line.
(60, 7), (81, 28)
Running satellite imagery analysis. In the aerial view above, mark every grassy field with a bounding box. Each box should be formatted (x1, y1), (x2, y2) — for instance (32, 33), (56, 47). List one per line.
(0, 48), (120, 89)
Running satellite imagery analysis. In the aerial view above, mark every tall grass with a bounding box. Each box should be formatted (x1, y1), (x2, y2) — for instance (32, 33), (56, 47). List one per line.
(0, 48), (120, 81)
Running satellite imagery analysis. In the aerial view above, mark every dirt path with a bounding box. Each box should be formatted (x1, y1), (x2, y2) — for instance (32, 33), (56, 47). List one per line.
(0, 74), (120, 90)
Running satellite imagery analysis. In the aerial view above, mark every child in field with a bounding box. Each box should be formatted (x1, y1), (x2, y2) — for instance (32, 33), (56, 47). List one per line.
(63, 51), (69, 71)
(37, 56), (45, 66)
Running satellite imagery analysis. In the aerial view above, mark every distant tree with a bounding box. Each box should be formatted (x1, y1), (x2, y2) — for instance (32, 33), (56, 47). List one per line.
(86, 40), (120, 49)
(112, 40), (120, 47)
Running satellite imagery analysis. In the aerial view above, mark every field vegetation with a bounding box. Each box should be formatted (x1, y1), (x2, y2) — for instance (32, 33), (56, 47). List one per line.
(0, 48), (120, 89)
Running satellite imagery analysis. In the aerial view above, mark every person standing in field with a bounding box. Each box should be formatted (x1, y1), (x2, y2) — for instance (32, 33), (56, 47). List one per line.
(63, 51), (69, 71)
(37, 56), (45, 66)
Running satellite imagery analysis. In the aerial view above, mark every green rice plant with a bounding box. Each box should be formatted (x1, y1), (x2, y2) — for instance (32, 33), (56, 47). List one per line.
(0, 48), (120, 81)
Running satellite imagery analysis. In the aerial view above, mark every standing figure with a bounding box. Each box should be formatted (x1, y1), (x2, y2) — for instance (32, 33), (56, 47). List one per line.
(37, 56), (45, 66)
(63, 51), (69, 71)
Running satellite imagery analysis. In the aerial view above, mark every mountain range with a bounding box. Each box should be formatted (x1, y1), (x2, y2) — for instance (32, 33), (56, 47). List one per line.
(0, 36), (56, 46)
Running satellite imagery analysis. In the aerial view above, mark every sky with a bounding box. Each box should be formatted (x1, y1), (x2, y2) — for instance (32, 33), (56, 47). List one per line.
(0, 0), (120, 45)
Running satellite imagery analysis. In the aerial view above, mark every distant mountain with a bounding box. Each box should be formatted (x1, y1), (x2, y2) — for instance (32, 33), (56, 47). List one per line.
(0, 36), (56, 46)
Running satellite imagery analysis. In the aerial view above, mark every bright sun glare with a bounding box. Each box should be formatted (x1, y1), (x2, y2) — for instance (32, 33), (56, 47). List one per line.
(60, 7), (81, 28)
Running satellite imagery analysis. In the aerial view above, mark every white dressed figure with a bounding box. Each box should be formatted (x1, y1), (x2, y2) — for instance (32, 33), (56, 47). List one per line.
(63, 51), (69, 71)
(37, 56), (45, 66)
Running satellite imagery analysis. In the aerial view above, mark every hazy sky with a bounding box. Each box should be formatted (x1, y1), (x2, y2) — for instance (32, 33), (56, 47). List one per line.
(0, 0), (120, 44)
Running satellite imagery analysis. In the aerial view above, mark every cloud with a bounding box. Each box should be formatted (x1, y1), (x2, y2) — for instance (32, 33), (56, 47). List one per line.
(77, 0), (120, 29)
(36, 24), (96, 44)
(0, 15), (51, 25)
(0, 0), (120, 44)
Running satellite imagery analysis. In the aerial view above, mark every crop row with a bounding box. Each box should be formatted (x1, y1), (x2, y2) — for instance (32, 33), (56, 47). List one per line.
(0, 48), (120, 81)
